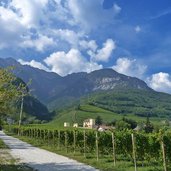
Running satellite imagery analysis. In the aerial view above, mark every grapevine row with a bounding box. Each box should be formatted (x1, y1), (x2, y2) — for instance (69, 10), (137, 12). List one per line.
(6, 126), (171, 170)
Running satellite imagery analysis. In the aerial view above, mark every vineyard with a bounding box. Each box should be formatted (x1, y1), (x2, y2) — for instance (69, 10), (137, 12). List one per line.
(6, 126), (171, 171)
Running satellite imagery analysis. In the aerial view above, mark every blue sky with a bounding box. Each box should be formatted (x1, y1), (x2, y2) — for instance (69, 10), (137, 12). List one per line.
(0, 0), (171, 93)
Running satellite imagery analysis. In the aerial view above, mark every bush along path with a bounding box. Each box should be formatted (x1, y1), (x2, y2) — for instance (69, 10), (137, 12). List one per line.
(0, 131), (99, 171)
(7, 126), (171, 171)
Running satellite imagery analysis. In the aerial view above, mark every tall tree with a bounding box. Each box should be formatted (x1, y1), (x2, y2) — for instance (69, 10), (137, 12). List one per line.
(0, 68), (27, 116)
(95, 116), (103, 126)
(144, 115), (154, 133)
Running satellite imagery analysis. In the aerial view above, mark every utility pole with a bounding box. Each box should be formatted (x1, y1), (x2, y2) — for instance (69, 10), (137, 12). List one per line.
(18, 92), (24, 135)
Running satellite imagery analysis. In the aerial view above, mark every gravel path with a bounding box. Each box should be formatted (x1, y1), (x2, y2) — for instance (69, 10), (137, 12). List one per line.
(0, 131), (99, 171)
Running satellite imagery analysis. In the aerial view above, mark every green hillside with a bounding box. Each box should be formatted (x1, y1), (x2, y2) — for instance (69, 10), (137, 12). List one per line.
(88, 89), (171, 118)
(48, 89), (171, 128)
(48, 104), (163, 128)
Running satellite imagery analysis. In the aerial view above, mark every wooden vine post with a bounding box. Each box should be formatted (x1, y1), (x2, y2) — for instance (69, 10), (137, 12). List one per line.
(58, 130), (60, 150)
(41, 130), (43, 140)
(29, 129), (31, 137)
(96, 131), (99, 162)
(37, 129), (39, 139)
(31, 129), (33, 138)
(39, 130), (41, 140)
(32, 129), (34, 138)
(48, 130), (50, 146)
(29, 129), (31, 138)
(26, 129), (28, 137)
(161, 138), (167, 171)
(33, 129), (35, 138)
(44, 129), (46, 142)
(53, 130), (55, 146)
(131, 133), (137, 171)
(35, 129), (37, 139)
(83, 130), (86, 157)
(111, 132), (116, 166)
(65, 131), (68, 153)
(73, 130), (76, 154)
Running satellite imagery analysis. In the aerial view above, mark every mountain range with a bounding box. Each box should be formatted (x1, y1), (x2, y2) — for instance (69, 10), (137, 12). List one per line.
(0, 58), (152, 110)
(2, 57), (171, 122)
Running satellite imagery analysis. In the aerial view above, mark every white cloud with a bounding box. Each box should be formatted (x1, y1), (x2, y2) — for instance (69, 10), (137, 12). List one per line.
(0, 5), (26, 48)
(135, 25), (141, 33)
(0, 0), (121, 55)
(150, 9), (171, 20)
(0, 6), (18, 22)
(21, 35), (54, 52)
(0, 0), (49, 50)
(9, 0), (48, 27)
(44, 49), (102, 76)
(89, 39), (116, 62)
(113, 4), (121, 14)
(79, 40), (98, 52)
(67, 0), (121, 31)
(52, 29), (81, 47)
(18, 59), (49, 71)
(112, 57), (147, 78)
(147, 72), (171, 93)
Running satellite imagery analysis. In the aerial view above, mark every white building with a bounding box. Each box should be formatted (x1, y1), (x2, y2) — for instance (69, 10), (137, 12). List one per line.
(64, 122), (70, 127)
(83, 119), (95, 129)
(73, 123), (78, 128)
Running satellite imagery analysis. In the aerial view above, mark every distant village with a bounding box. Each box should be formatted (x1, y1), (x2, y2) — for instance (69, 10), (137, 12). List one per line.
(64, 118), (113, 131)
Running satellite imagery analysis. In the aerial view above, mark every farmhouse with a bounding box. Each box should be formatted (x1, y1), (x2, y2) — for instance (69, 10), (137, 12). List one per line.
(73, 123), (78, 127)
(64, 122), (70, 127)
(83, 118), (95, 129)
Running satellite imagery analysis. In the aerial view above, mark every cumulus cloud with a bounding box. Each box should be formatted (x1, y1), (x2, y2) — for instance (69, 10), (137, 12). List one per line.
(67, 0), (121, 30)
(112, 57), (147, 78)
(79, 40), (98, 52)
(21, 34), (54, 52)
(89, 39), (116, 62)
(0, 5), (26, 49)
(9, 0), (48, 27)
(0, 0), (49, 50)
(44, 49), (102, 76)
(52, 29), (81, 47)
(147, 72), (171, 93)
(18, 59), (49, 71)
(0, 0), (121, 54)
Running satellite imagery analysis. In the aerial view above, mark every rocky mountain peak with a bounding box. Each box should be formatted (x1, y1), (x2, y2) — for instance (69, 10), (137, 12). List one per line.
(0, 58), (152, 109)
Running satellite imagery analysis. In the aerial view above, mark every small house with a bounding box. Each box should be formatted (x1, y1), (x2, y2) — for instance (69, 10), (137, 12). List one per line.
(83, 118), (95, 129)
(97, 125), (113, 132)
(64, 122), (70, 127)
(73, 123), (78, 128)
(133, 125), (142, 131)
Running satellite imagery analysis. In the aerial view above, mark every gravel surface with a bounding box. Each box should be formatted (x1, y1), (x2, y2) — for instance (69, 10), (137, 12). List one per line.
(0, 131), (99, 171)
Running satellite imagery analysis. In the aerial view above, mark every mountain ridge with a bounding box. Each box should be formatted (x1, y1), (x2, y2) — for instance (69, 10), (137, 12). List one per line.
(0, 58), (153, 110)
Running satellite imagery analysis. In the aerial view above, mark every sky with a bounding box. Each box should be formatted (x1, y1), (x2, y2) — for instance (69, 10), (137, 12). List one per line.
(0, 0), (171, 94)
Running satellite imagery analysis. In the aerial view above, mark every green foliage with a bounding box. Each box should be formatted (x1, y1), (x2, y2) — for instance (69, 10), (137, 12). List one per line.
(95, 116), (103, 126)
(115, 120), (131, 130)
(122, 117), (137, 129)
(51, 89), (171, 129)
(144, 116), (154, 133)
(0, 68), (27, 106)
(7, 125), (171, 171)
(88, 89), (171, 119)
(0, 68), (52, 125)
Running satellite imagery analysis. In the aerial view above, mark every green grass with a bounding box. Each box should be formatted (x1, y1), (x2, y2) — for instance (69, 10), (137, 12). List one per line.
(43, 104), (164, 129)
(0, 139), (8, 149)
